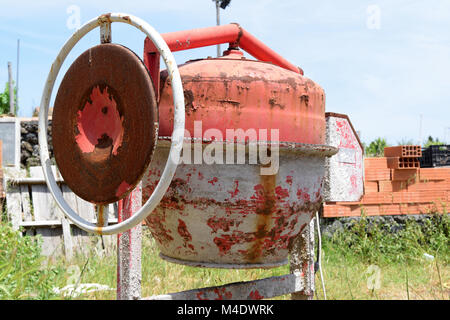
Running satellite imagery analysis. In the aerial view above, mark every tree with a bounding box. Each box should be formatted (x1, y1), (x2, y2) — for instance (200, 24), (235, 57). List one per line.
(0, 82), (18, 115)
(365, 137), (389, 157)
(423, 136), (444, 148)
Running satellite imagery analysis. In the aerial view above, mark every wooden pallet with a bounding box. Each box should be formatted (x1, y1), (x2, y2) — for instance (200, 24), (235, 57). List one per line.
(4, 166), (117, 259)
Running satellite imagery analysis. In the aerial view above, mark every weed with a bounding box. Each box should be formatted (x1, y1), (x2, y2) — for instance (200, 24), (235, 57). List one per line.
(326, 211), (449, 265)
(0, 222), (63, 299)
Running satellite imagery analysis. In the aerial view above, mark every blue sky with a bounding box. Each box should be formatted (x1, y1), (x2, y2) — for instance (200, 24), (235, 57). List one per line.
(1, 0), (449, 146)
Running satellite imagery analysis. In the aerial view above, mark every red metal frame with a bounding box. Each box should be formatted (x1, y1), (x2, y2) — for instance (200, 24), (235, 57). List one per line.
(143, 23), (303, 100)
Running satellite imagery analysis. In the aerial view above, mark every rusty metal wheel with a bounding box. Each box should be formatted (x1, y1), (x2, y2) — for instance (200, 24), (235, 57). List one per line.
(38, 13), (185, 234)
(52, 43), (158, 204)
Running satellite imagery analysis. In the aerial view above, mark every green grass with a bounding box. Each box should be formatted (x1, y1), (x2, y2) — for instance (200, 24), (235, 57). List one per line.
(315, 241), (448, 300)
(315, 212), (449, 299)
(0, 213), (448, 300)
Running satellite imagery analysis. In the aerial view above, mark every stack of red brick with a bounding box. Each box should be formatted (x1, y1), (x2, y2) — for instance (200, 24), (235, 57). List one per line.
(384, 145), (421, 169)
(324, 146), (449, 217)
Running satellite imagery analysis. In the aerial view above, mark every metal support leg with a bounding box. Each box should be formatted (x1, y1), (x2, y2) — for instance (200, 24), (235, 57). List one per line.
(289, 217), (315, 300)
(117, 182), (142, 300)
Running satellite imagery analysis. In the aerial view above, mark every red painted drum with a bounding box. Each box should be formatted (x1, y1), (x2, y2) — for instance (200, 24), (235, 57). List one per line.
(157, 49), (326, 145)
(52, 43), (158, 204)
(143, 49), (337, 268)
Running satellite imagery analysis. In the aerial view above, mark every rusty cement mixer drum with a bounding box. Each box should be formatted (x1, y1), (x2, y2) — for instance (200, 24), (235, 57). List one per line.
(143, 49), (337, 268)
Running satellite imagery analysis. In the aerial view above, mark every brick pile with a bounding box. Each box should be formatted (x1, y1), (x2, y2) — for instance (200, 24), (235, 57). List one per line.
(323, 148), (449, 217)
(384, 145), (421, 169)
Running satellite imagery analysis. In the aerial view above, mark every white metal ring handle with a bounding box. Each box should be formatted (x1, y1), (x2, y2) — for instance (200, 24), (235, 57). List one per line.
(38, 13), (185, 235)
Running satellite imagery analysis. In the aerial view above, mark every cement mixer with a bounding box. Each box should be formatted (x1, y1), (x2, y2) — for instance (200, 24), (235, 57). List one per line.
(141, 28), (337, 267)
(39, 13), (338, 298)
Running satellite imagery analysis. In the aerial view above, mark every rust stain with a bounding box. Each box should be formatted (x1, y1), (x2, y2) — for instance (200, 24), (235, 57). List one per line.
(177, 218), (194, 251)
(230, 22), (243, 46)
(228, 180), (240, 198)
(247, 164), (276, 263)
(268, 98), (285, 109)
(217, 99), (241, 107)
(300, 94), (309, 107)
(207, 216), (241, 233)
(145, 212), (174, 245)
(96, 204), (105, 227)
(297, 187), (311, 202)
(196, 291), (207, 300)
(286, 175), (293, 186)
(177, 219), (192, 242)
(214, 287), (233, 300)
(184, 89), (198, 114)
(94, 226), (103, 235)
(248, 290), (264, 300)
(98, 13), (112, 23)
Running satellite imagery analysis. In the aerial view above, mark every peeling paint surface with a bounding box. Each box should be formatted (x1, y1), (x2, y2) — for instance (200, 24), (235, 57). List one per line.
(143, 143), (326, 267)
(323, 114), (364, 202)
(157, 54), (326, 145)
(75, 85), (124, 156)
(145, 273), (303, 300)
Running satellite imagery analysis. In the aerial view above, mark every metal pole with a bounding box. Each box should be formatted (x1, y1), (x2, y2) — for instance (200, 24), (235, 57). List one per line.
(215, 0), (221, 57)
(419, 114), (423, 146)
(8, 62), (14, 115)
(117, 182), (142, 300)
(100, 21), (111, 44)
(16, 39), (20, 113)
(289, 218), (315, 300)
(144, 24), (303, 74)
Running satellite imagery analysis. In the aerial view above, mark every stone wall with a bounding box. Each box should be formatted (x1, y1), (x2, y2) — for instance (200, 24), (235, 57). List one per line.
(20, 119), (54, 168)
(319, 214), (447, 239)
